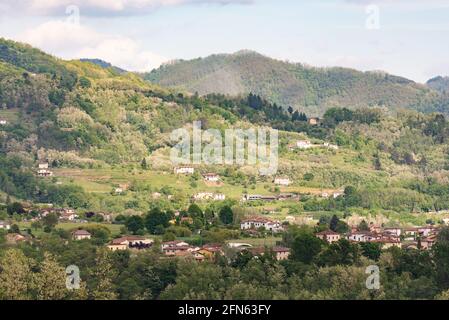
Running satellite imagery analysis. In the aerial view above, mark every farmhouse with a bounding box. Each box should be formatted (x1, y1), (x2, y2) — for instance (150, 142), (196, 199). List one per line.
(347, 231), (380, 243)
(316, 230), (341, 243)
(0, 221), (11, 230)
(308, 117), (320, 125)
(203, 173), (220, 182)
(174, 166), (195, 175)
(161, 240), (190, 250)
(38, 163), (49, 169)
(37, 169), (53, 177)
(240, 217), (282, 232)
(192, 192), (226, 201)
(384, 227), (402, 237)
(296, 140), (313, 149)
(107, 236), (154, 251)
(0, 119), (8, 125)
(274, 177), (291, 186)
(59, 209), (77, 221)
(272, 247), (291, 261)
(72, 230), (91, 241)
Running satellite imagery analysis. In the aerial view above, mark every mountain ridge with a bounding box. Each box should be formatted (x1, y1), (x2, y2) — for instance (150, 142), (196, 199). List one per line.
(144, 50), (447, 116)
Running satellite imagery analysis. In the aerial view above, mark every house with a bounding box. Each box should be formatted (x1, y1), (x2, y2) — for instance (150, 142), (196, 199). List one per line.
(59, 209), (77, 221)
(296, 140), (313, 149)
(204, 173), (220, 182)
(37, 169), (53, 177)
(272, 247), (291, 261)
(384, 227), (402, 237)
(107, 236), (154, 251)
(316, 230), (341, 243)
(404, 228), (419, 240)
(380, 239), (402, 249)
(421, 234), (437, 250)
(240, 217), (282, 232)
(174, 166), (195, 175)
(38, 163), (49, 169)
(163, 245), (195, 256)
(114, 188), (124, 194)
(308, 117), (320, 125)
(324, 142), (339, 150)
(0, 221), (11, 230)
(347, 231), (379, 243)
(161, 240), (190, 250)
(6, 233), (27, 244)
(192, 192), (225, 201)
(72, 230), (91, 241)
(418, 226), (438, 237)
(0, 119), (8, 125)
(274, 177), (291, 186)
(198, 245), (223, 260)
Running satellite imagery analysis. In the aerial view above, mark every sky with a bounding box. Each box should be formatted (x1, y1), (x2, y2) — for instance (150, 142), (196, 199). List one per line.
(0, 0), (448, 83)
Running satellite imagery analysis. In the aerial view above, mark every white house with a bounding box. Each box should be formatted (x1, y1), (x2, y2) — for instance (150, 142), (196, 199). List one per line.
(161, 240), (190, 250)
(240, 217), (282, 232)
(274, 177), (291, 186)
(0, 119), (8, 125)
(0, 221), (11, 230)
(204, 173), (220, 182)
(296, 140), (313, 149)
(37, 169), (53, 177)
(324, 143), (339, 150)
(72, 230), (91, 241)
(384, 227), (402, 237)
(192, 192), (226, 201)
(38, 163), (49, 169)
(347, 231), (378, 243)
(108, 236), (154, 251)
(316, 230), (341, 243)
(174, 166), (195, 175)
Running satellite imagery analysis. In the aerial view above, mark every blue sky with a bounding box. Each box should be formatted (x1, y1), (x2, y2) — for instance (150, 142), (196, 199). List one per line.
(0, 0), (448, 82)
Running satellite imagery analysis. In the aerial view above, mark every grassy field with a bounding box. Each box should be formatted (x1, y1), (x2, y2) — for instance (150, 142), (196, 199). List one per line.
(226, 237), (282, 248)
(18, 221), (123, 237)
(0, 108), (20, 123)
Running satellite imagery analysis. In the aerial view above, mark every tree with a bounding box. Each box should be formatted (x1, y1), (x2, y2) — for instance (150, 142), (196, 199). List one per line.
(317, 239), (360, 267)
(43, 212), (59, 231)
(34, 252), (68, 300)
(145, 208), (170, 234)
(90, 250), (118, 300)
(141, 158), (148, 170)
(7, 202), (25, 215)
(329, 215), (339, 232)
(0, 249), (33, 300)
(291, 232), (323, 264)
(360, 242), (382, 261)
(358, 220), (370, 231)
(125, 216), (145, 235)
(188, 204), (203, 219)
(219, 206), (233, 225)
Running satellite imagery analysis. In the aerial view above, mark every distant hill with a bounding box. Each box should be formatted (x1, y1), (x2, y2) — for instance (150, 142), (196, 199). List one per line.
(79, 58), (127, 74)
(427, 76), (449, 94)
(145, 50), (447, 115)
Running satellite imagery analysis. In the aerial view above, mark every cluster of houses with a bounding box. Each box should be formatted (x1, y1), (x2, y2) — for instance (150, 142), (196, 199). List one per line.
(316, 225), (440, 250)
(192, 192), (226, 202)
(160, 240), (290, 262)
(37, 163), (53, 177)
(289, 140), (339, 151)
(240, 216), (284, 233)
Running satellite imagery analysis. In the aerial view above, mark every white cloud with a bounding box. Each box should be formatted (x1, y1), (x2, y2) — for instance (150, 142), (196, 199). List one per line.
(18, 20), (167, 71)
(1, 0), (252, 16)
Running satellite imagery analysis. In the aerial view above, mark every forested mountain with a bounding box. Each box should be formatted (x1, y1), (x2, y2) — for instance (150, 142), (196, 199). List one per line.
(427, 76), (449, 94)
(145, 50), (448, 116)
(79, 58), (127, 74)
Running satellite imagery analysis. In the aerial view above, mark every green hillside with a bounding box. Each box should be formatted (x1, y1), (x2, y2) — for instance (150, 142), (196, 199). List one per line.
(145, 50), (447, 116)
(2, 38), (449, 222)
(427, 76), (449, 94)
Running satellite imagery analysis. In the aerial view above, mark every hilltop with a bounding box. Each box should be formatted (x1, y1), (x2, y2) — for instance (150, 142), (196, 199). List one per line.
(145, 50), (448, 116)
